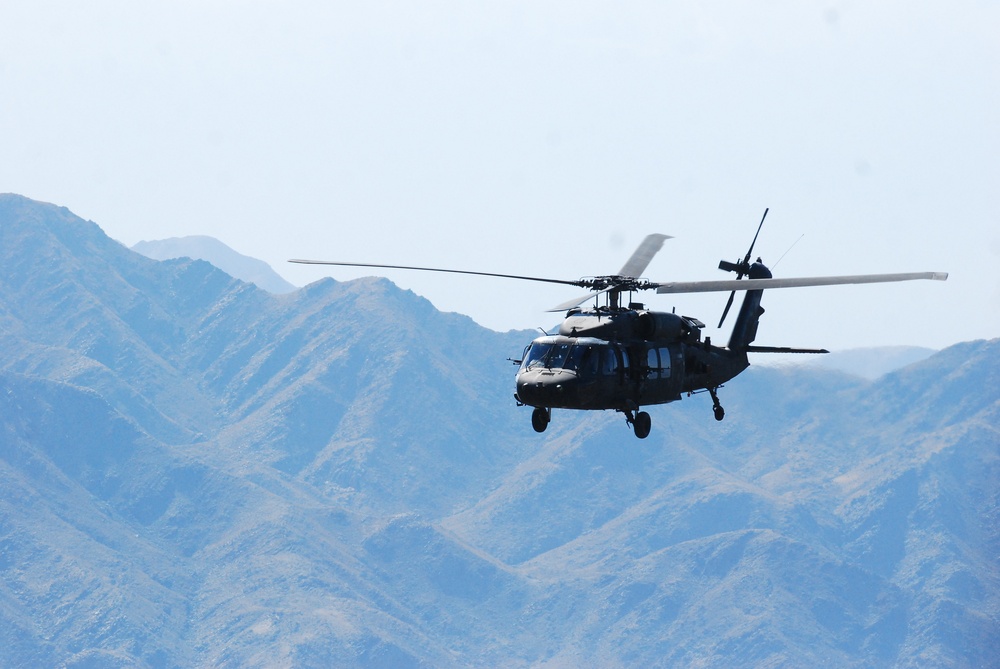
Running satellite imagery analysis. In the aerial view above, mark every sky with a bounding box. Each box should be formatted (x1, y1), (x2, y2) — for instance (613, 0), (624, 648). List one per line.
(2, 1), (997, 352)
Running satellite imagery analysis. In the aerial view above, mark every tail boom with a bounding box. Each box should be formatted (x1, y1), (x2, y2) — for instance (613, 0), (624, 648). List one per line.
(727, 262), (771, 352)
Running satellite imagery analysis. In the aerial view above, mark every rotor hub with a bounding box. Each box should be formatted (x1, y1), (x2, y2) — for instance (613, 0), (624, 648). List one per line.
(581, 275), (657, 292)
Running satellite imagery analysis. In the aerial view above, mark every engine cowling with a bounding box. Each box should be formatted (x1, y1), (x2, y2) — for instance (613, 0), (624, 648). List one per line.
(557, 309), (703, 343)
(559, 311), (633, 340)
(635, 311), (701, 343)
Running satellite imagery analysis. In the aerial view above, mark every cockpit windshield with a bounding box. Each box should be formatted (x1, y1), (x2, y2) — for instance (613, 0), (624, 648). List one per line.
(521, 340), (605, 375)
(521, 342), (563, 371)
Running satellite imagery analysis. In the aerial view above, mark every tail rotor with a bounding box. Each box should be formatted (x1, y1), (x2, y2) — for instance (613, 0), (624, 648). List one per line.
(717, 207), (768, 328)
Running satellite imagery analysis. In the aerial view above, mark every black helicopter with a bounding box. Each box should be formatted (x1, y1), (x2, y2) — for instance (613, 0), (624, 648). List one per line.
(292, 210), (947, 438)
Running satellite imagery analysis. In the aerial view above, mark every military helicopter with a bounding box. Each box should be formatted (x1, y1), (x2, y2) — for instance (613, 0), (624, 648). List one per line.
(291, 210), (947, 438)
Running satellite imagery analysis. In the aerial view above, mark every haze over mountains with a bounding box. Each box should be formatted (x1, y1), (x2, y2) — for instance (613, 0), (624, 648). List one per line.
(132, 235), (297, 295)
(0, 194), (996, 667)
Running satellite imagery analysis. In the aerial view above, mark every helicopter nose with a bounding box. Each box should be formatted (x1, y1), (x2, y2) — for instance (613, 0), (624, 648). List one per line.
(515, 370), (576, 407)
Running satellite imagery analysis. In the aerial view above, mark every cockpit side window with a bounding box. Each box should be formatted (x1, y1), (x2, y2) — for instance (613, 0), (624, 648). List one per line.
(563, 345), (583, 370)
(601, 347), (618, 376)
(564, 345), (599, 375)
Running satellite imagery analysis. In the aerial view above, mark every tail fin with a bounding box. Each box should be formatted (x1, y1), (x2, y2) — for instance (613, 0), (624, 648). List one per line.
(727, 262), (771, 351)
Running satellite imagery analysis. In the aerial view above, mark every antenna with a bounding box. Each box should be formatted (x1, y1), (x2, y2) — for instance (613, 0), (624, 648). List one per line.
(773, 234), (805, 270)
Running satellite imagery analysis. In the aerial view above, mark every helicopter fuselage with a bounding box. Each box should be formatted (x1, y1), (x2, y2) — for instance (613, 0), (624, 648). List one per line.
(514, 309), (749, 414)
(515, 261), (773, 437)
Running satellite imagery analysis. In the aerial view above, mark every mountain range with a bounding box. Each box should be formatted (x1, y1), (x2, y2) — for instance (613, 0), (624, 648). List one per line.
(131, 235), (297, 295)
(0, 193), (996, 667)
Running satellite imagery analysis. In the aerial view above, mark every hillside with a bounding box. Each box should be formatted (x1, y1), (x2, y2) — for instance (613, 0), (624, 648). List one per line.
(803, 345), (938, 379)
(132, 235), (297, 295)
(0, 194), (996, 667)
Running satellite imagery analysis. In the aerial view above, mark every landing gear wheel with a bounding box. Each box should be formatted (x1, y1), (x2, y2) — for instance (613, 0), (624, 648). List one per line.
(531, 407), (550, 433)
(709, 387), (725, 422)
(633, 411), (651, 439)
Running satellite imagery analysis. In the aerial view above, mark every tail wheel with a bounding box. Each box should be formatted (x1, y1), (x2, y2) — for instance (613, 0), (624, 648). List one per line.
(709, 387), (725, 422)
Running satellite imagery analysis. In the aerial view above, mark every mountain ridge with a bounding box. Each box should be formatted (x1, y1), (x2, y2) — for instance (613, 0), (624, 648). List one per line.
(132, 235), (297, 295)
(0, 194), (996, 667)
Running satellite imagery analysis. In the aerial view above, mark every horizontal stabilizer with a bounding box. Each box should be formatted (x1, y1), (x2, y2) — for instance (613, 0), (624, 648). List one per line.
(744, 346), (830, 354)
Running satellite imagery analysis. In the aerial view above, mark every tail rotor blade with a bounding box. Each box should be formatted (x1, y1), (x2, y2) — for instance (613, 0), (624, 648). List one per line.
(718, 207), (768, 328)
(718, 291), (736, 328)
(745, 207), (768, 265)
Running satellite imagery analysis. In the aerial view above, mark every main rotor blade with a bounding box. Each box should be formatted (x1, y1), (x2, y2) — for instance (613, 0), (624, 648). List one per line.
(289, 259), (586, 288)
(655, 271), (948, 294)
(546, 233), (673, 312)
(617, 234), (673, 278)
(546, 289), (611, 313)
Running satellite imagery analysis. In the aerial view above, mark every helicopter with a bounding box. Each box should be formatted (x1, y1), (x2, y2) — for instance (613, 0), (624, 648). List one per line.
(291, 210), (947, 438)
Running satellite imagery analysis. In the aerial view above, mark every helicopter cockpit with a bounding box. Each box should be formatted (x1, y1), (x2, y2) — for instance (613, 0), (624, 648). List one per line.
(519, 336), (623, 377)
(516, 335), (628, 411)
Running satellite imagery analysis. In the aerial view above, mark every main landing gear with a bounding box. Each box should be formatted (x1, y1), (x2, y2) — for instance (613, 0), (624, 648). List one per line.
(709, 387), (725, 421)
(624, 408), (652, 439)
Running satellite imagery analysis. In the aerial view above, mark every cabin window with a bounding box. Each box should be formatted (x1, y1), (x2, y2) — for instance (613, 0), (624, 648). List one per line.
(657, 347), (672, 377)
(645, 346), (672, 378)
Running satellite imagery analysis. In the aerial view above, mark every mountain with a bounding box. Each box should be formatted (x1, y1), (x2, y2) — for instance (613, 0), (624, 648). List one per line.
(132, 235), (297, 294)
(1, 193), (997, 667)
(804, 345), (938, 379)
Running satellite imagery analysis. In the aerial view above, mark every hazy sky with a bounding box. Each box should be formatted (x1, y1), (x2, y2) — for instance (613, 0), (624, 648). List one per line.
(2, 1), (997, 351)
